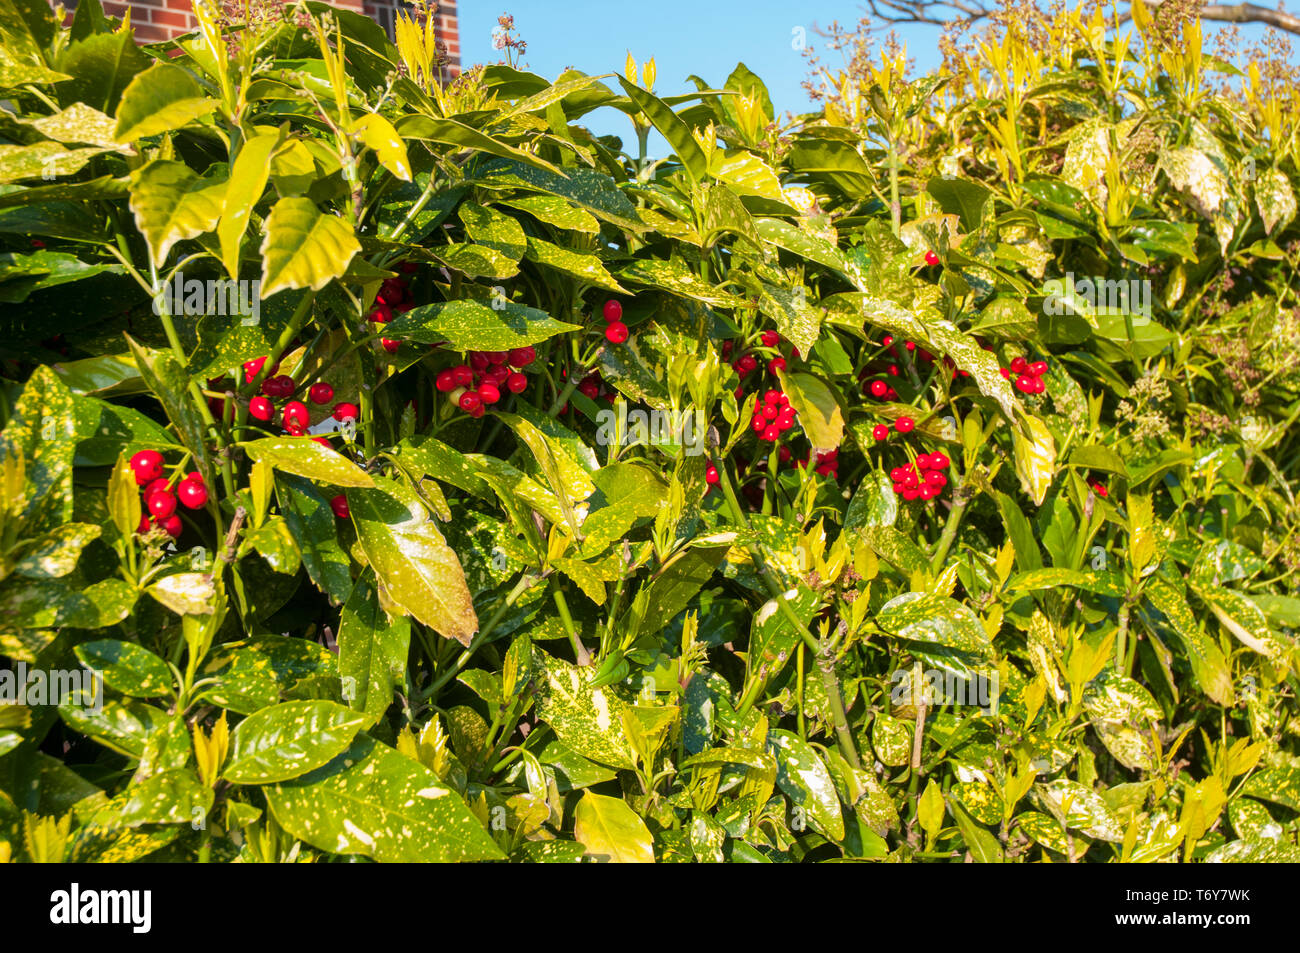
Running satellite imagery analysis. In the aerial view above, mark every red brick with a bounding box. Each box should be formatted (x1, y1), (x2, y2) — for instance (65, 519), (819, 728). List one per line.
(152, 9), (189, 26)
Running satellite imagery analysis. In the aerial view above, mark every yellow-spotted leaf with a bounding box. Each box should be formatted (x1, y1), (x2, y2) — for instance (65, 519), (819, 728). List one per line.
(346, 477), (477, 646)
(1012, 415), (1057, 505)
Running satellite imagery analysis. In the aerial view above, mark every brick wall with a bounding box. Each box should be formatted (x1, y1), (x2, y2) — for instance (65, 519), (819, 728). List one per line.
(66, 0), (459, 76)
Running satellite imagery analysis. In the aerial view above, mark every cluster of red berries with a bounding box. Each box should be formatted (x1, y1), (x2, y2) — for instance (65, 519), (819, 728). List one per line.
(748, 389), (798, 442)
(128, 450), (207, 538)
(726, 330), (795, 383)
(889, 452), (950, 502)
(1000, 356), (1049, 395)
(236, 357), (351, 443)
(435, 346), (534, 418)
(368, 268), (418, 354)
(601, 300), (629, 344)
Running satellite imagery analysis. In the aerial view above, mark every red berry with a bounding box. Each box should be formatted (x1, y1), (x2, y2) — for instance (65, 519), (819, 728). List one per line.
(736, 354), (758, 375)
(136, 513), (151, 534)
(436, 369), (456, 392)
(1094, 482), (1108, 498)
(368, 302), (393, 324)
(330, 494), (350, 519)
(705, 464), (719, 485)
(872, 424), (889, 441)
(484, 364), (511, 385)
(870, 380), (887, 398)
(768, 358), (787, 373)
(243, 357), (267, 382)
(147, 491), (176, 519)
(1028, 360), (1048, 377)
(486, 350), (508, 365)
(929, 452), (950, 469)
(1010, 356), (1028, 374)
(1015, 375), (1034, 393)
(762, 404), (779, 421)
(760, 330), (780, 348)
(602, 300), (623, 322)
(159, 514), (183, 539)
(1032, 376), (1047, 394)
(1000, 367), (1011, 379)
(478, 383), (501, 404)
(916, 454), (931, 470)
(919, 484), (936, 500)
(751, 415), (766, 434)
(887, 364), (900, 377)
(452, 365), (474, 388)
(144, 478), (170, 498)
(130, 450), (163, 474)
(470, 351), (490, 372)
(903, 488), (919, 501)
(459, 391), (482, 413)
(181, 472), (203, 487)
(313, 436), (331, 448)
(283, 401), (309, 429)
(333, 402), (359, 422)
(506, 372), (528, 394)
(309, 382), (335, 405)
(249, 396), (274, 421)
(925, 250), (940, 266)
(262, 375), (293, 398)
(763, 389), (781, 405)
(895, 416), (915, 434)
(177, 480), (208, 509)
(762, 425), (780, 441)
(904, 341), (916, 352)
(926, 471), (946, 488)
(776, 410), (796, 429)
(605, 321), (629, 344)
(508, 346), (536, 367)
(381, 338), (400, 354)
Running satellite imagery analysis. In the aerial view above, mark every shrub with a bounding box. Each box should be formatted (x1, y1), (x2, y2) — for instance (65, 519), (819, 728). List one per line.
(0, 0), (1297, 863)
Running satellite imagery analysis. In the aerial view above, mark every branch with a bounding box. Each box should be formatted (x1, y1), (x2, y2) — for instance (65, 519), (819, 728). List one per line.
(864, 0), (1300, 35)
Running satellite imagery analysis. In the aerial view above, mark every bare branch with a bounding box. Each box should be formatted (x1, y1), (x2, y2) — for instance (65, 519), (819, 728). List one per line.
(863, 0), (1300, 35)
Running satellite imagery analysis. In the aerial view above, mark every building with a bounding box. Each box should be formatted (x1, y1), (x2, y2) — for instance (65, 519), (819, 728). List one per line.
(77, 1), (460, 78)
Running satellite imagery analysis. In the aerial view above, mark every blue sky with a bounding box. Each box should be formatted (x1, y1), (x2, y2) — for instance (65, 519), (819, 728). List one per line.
(458, 0), (945, 141)
(458, 2), (1293, 146)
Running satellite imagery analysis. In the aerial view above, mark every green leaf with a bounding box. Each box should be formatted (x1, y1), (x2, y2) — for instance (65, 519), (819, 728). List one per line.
(74, 639), (172, 698)
(1143, 578), (1235, 706)
(845, 471), (898, 530)
(877, 592), (993, 655)
(265, 734), (504, 862)
(339, 573), (411, 725)
(243, 437), (375, 488)
(616, 76), (707, 183)
(217, 131), (280, 280)
(347, 477), (478, 646)
(127, 159), (225, 268)
(777, 370), (843, 453)
(260, 196), (361, 296)
(1012, 415), (1057, 506)
(352, 113), (411, 181)
(767, 728), (845, 841)
(498, 194), (600, 234)
(275, 474), (354, 605)
(225, 700), (369, 784)
(386, 299), (580, 350)
(573, 790), (656, 863)
(524, 235), (626, 292)
(753, 217), (847, 273)
(57, 698), (167, 758)
(112, 63), (216, 142)
(124, 337), (215, 486)
(949, 801), (1004, 862)
(1005, 567), (1124, 598)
